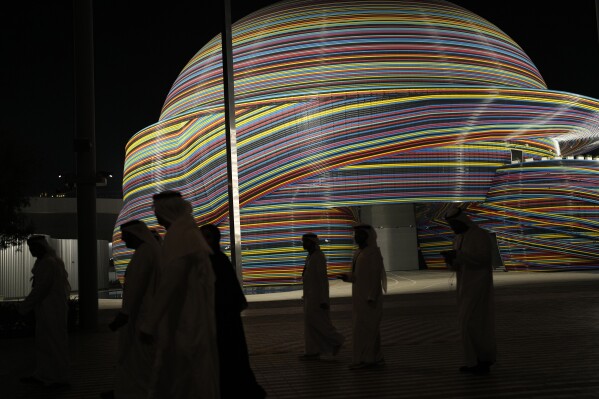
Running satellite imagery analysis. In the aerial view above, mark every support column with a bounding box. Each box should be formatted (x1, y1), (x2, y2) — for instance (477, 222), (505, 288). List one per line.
(73, 0), (98, 330)
(595, 0), (599, 44)
(361, 204), (419, 271)
(221, 0), (243, 280)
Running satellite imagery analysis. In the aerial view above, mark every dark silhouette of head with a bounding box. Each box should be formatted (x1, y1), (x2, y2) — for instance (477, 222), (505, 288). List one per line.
(120, 220), (145, 249)
(445, 208), (470, 234)
(152, 190), (182, 202)
(26, 235), (50, 258)
(152, 190), (184, 229)
(353, 225), (371, 248)
(302, 233), (319, 253)
(200, 223), (221, 252)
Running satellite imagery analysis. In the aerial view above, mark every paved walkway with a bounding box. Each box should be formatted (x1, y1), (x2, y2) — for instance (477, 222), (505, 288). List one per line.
(2, 270), (599, 398)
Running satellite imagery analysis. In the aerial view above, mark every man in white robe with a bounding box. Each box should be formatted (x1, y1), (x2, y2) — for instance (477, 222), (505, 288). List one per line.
(300, 233), (344, 360)
(139, 191), (219, 398)
(107, 220), (161, 398)
(442, 208), (496, 375)
(341, 225), (387, 369)
(18, 235), (71, 389)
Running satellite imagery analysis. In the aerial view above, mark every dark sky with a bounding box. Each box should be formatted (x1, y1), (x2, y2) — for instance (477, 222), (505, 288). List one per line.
(3, 0), (599, 197)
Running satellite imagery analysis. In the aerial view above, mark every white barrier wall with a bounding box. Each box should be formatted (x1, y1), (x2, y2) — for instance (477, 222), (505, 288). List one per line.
(0, 238), (110, 299)
(360, 204), (419, 271)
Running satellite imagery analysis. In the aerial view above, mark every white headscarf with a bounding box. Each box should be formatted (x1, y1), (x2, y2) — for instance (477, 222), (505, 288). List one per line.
(154, 195), (194, 226)
(121, 221), (160, 248)
(153, 194), (211, 265)
(27, 235), (56, 256)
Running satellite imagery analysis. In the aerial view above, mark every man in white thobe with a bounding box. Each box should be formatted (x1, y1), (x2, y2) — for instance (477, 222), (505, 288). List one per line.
(108, 220), (161, 398)
(442, 208), (496, 375)
(300, 233), (344, 360)
(341, 225), (387, 369)
(18, 235), (71, 390)
(139, 191), (219, 398)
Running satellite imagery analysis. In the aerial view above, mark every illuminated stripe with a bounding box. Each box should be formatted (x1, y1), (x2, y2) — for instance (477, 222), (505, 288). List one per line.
(113, 0), (599, 284)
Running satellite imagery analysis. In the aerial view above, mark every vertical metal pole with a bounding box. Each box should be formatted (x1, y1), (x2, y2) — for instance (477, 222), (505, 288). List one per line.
(73, 0), (98, 330)
(595, 0), (599, 44)
(221, 0), (243, 280)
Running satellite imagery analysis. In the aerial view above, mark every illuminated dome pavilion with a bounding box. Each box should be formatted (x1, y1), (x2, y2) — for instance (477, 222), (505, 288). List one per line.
(113, 0), (599, 285)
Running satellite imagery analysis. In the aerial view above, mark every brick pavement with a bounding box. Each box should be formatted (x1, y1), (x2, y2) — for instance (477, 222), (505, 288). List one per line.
(2, 271), (599, 398)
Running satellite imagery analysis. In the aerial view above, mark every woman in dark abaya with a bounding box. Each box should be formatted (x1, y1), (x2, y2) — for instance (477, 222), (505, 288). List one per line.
(200, 224), (266, 399)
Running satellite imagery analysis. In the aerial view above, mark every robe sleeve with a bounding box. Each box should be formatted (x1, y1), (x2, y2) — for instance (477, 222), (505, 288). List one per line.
(19, 258), (54, 314)
(455, 228), (492, 269)
(216, 252), (247, 313)
(121, 243), (155, 317)
(139, 255), (190, 335)
(344, 253), (357, 283)
(314, 252), (329, 305)
(367, 252), (385, 301)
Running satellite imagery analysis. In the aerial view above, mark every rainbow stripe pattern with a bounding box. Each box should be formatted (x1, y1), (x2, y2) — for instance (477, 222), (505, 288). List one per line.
(418, 160), (599, 270)
(114, 0), (599, 284)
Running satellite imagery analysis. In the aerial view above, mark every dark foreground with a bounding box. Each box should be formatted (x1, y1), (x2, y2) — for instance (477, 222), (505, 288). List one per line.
(2, 271), (599, 398)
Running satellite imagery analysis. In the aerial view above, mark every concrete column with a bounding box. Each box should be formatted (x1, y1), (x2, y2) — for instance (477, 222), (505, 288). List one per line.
(360, 204), (419, 271)
(73, 0), (98, 330)
(221, 0), (242, 281)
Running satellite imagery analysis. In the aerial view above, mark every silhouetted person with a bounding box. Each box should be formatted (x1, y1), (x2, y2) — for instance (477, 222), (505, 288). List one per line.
(139, 191), (219, 398)
(340, 225), (387, 369)
(18, 235), (71, 390)
(106, 220), (161, 399)
(200, 223), (266, 399)
(299, 233), (344, 360)
(442, 208), (496, 375)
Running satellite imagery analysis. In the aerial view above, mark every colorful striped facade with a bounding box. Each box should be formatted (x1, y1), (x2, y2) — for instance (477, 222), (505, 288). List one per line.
(418, 160), (599, 270)
(114, 0), (599, 284)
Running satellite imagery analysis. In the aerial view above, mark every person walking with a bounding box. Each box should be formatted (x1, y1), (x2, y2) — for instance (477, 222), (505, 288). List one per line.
(18, 235), (71, 390)
(340, 225), (387, 370)
(442, 208), (496, 375)
(105, 220), (161, 399)
(299, 233), (344, 360)
(139, 191), (219, 398)
(200, 223), (266, 399)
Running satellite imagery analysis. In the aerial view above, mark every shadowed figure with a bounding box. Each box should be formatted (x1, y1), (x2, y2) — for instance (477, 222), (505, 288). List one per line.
(299, 233), (344, 360)
(442, 208), (496, 375)
(340, 225), (387, 370)
(139, 191), (219, 398)
(18, 235), (71, 391)
(105, 220), (161, 399)
(200, 223), (266, 399)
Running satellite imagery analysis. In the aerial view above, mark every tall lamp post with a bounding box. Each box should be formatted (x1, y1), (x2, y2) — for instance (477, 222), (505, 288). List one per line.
(73, 0), (98, 330)
(221, 0), (243, 280)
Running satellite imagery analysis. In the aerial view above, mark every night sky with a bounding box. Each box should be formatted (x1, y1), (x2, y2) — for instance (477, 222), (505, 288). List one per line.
(3, 0), (599, 197)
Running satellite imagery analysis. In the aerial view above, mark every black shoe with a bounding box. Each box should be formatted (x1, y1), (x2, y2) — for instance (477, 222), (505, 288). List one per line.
(459, 365), (477, 373)
(19, 375), (44, 385)
(348, 362), (368, 370)
(44, 382), (71, 391)
(460, 364), (490, 375)
(298, 353), (320, 360)
(472, 363), (490, 375)
(332, 343), (343, 356)
(100, 390), (115, 399)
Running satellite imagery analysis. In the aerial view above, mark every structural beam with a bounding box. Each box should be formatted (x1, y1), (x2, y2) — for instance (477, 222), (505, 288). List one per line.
(73, 0), (98, 330)
(221, 0), (243, 279)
